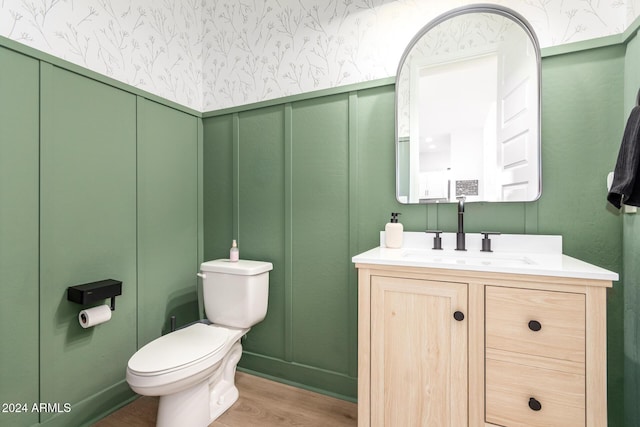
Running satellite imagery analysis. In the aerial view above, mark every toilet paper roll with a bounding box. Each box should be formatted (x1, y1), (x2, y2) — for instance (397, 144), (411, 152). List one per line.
(79, 305), (112, 328)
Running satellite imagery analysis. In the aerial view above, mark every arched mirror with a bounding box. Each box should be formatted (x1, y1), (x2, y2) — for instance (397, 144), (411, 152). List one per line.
(396, 4), (541, 204)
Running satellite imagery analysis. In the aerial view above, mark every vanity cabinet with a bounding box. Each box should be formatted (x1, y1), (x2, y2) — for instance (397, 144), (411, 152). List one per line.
(356, 264), (611, 427)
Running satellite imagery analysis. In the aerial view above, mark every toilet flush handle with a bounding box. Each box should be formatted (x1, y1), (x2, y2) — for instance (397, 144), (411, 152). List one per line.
(196, 272), (206, 279)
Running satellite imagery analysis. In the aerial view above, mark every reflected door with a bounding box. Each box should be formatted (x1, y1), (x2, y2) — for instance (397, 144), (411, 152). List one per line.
(496, 27), (539, 201)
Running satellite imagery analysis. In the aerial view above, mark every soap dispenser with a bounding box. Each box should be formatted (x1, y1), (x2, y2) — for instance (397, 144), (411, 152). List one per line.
(229, 240), (239, 262)
(385, 212), (403, 248)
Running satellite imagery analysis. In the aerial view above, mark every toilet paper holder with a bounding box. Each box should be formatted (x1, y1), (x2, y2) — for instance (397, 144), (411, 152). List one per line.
(67, 279), (122, 311)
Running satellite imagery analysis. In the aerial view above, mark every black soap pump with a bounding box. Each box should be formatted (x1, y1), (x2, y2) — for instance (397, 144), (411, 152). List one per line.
(385, 212), (403, 248)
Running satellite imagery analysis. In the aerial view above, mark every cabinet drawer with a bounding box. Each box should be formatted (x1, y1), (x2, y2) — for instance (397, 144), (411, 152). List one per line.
(485, 286), (585, 363)
(486, 357), (585, 427)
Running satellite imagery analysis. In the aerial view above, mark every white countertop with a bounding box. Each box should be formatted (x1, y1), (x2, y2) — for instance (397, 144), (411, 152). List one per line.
(352, 232), (619, 282)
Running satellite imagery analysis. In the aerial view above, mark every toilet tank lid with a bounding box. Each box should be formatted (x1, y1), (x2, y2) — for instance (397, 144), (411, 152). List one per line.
(200, 259), (273, 275)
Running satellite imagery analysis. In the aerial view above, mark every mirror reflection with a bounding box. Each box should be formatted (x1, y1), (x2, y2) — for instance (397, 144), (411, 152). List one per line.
(396, 5), (541, 204)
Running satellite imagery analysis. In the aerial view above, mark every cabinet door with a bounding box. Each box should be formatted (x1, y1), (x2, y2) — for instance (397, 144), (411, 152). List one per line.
(370, 276), (467, 426)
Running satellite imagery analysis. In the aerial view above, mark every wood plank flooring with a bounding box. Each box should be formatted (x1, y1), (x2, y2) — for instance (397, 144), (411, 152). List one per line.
(92, 372), (357, 427)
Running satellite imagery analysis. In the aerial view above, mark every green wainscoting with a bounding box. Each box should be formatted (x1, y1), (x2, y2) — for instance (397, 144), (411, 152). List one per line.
(540, 44), (625, 427)
(203, 96), (363, 398)
(0, 45), (40, 427)
(137, 98), (201, 346)
(203, 45), (626, 423)
(202, 115), (234, 252)
(237, 106), (287, 360)
(39, 63), (138, 426)
(290, 96), (351, 374)
(0, 44), (201, 427)
(623, 29), (640, 427)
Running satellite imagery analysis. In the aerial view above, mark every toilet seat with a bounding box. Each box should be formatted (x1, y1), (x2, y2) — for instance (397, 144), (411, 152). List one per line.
(128, 323), (228, 376)
(126, 323), (246, 396)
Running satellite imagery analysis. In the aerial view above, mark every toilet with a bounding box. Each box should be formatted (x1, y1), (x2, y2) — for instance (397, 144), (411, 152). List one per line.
(126, 259), (272, 427)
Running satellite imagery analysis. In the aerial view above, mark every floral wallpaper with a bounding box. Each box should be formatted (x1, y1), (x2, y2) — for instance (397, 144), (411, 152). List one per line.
(1, 0), (639, 112)
(0, 0), (203, 109)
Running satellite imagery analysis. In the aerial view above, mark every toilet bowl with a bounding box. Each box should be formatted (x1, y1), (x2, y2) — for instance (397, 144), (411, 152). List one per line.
(126, 259), (272, 427)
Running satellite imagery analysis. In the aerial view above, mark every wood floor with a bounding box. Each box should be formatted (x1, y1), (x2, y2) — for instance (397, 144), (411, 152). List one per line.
(92, 372), (357, 427)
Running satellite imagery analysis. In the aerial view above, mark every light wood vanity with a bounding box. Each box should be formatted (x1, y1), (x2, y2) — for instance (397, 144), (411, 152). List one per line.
(353, 233), (616, 427)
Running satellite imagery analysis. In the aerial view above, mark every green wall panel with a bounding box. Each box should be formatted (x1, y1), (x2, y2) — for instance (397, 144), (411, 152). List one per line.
(39, 64), (137, 424)
(540, 46), (625, 426)
(137, 98), (200, 345)
(624, 30), (640, 427)
(0, 41), (200, 427)
(0, 46), (40, 427)
(624, 211), (640, 427)
(236, 106), (286, 359)
(620, 214), (640, 426)
(354, 85), (410, 251)
(291, 95), (351, 373)
(203, 115), (234, 260)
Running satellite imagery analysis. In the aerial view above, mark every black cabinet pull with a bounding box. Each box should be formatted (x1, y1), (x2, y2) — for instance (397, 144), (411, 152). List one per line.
(528, 320), (542, 331)
(453, 311), (465, 321)
(528, 397), (542, 411)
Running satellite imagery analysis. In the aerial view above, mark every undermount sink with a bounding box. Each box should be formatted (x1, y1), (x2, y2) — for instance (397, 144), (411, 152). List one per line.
(401, 249), (535, 266)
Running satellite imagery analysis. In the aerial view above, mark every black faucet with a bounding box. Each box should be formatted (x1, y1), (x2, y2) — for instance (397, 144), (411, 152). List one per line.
(456, 196), (466, 251)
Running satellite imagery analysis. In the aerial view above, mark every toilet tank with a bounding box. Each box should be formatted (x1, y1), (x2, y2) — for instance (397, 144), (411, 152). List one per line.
(199, 259), (272, 329)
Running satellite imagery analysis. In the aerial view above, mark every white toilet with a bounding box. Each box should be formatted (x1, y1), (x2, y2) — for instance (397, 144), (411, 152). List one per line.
(126, 259), (272, 427)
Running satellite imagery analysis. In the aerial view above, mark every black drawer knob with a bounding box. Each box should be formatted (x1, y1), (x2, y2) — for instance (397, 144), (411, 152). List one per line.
(528, 397), (542, 411)
(453, 311), (465, 321)
(528, 320), (542, 332)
